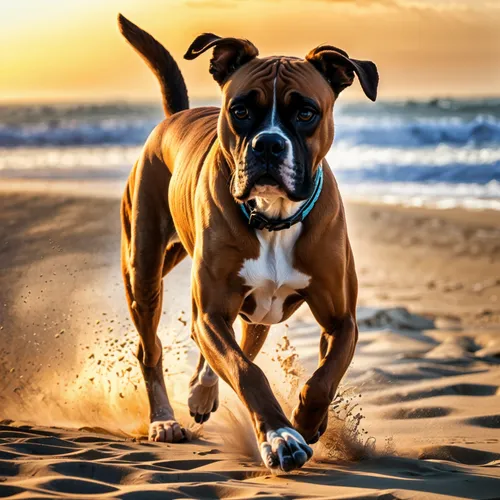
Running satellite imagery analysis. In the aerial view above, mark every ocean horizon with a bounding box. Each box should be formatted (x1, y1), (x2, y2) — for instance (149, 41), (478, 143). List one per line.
(1, 96), (499, 210)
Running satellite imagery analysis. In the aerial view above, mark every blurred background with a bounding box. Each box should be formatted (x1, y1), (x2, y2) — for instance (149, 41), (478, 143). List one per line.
(1, 0), (499, 208)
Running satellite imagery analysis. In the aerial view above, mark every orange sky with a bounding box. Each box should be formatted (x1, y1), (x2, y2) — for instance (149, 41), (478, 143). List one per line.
(1, 0), (499, 102)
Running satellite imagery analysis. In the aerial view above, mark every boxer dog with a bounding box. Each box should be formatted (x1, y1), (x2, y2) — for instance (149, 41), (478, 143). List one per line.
(118, 14), (378, 472)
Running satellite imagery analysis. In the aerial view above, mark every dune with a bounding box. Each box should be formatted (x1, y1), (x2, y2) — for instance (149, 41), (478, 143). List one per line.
(0, 182), (499, 499)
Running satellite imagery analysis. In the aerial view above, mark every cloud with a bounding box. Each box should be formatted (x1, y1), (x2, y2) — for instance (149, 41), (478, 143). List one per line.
(320, 0), (494, 12)
(320, 0), (395, 4)
(184, 0), (396, 7)
(185, 0), (238, 8)
(184, 0), (498, 15)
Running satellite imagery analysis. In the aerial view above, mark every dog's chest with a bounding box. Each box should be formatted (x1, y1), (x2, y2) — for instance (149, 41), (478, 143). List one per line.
(239, 224), (310, 325)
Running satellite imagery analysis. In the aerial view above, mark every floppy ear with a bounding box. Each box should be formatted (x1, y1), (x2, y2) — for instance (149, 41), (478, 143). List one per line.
(184, 33), (259, 85)
(306, 45), (379, 102)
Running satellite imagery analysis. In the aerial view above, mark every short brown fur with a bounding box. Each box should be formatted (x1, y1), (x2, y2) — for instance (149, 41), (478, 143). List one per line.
(118, 14), (377, 471)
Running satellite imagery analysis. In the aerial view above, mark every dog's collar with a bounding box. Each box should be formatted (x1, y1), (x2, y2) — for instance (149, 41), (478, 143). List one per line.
(239, 167), (324, 232)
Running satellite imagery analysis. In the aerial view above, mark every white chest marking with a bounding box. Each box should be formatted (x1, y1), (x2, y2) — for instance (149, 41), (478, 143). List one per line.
(239, 223), (310, 325)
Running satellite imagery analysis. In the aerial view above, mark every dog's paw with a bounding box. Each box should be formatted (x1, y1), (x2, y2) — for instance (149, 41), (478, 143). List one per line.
(291, 409), (328, 444)
(260, 427), (313, 472)
(188, 379), (219, 424)
(149, 420), (186, 443)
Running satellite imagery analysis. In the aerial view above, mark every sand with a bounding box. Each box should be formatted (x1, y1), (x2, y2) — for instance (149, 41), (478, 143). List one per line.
(0, 181), (499, 499)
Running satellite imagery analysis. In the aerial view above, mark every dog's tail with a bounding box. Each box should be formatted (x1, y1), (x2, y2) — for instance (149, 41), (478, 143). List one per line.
(118, 14), (189, 117)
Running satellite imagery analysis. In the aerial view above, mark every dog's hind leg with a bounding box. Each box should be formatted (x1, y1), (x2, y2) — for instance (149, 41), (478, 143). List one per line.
(188, 353), (219, 423)
(121, 154), (187, 442)
(188, 322), (270, 423)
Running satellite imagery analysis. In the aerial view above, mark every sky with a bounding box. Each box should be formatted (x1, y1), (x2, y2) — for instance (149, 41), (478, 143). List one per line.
(1, 0), (499, 102)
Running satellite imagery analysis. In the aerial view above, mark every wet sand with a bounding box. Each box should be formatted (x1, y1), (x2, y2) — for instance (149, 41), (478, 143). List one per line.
(0, 184), (499, 499)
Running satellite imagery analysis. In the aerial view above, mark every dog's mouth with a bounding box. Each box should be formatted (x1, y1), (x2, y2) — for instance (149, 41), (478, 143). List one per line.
(233, 168), (285, 202)
(233, 163), (312, 203)
(247, 173), (286, 200)
(254, 174), (280, 187)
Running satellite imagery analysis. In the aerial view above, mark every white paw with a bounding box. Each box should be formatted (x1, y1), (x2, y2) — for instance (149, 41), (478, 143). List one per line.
(188, 379), (219, 424)
(149, 420), (186, 443)
(260, 427), (313, 472)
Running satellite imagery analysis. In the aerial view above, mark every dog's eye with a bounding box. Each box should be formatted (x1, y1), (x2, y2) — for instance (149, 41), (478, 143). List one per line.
(297, 107), (316, 123)
(231, 104), (249, 120)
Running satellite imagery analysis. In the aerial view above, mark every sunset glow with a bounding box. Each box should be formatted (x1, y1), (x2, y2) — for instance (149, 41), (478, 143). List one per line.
(1, 0), (499, 102)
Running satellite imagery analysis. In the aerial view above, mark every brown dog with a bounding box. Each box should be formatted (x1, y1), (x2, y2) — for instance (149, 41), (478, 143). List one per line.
(118, 14), (378, 472)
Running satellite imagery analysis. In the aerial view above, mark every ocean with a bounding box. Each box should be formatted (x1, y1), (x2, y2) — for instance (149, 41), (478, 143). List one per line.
(1, 97), (499, 210)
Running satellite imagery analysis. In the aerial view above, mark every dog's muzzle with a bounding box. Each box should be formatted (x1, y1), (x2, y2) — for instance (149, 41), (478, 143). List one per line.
(243, 132), (291, 197)
(251, 132), (287, 163)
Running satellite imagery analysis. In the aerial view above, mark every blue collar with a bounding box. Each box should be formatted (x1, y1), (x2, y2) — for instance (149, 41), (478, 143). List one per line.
(239, 167), (324, 232)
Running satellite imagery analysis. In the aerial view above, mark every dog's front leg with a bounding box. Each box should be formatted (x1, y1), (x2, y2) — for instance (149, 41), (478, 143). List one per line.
(187, 322), (269, 424)
(291, 290), (358, 444)
(191, 262), (312, 472)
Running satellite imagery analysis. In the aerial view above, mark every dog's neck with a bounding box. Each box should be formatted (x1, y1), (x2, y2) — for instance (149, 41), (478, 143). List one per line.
(252, 195), (305, 220)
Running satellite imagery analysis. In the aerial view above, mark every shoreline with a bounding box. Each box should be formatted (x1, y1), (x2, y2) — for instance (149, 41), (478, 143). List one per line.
(1, 176), (500, 213)
(1, 179), (499, 327)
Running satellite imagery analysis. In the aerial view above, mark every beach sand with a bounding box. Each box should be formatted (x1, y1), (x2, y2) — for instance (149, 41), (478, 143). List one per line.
(0, 182), (499, 499)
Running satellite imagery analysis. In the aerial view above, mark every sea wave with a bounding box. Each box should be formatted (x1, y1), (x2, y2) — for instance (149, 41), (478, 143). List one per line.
(339, 180), (500, 211)
(334, 115), (500, 148)
(327, 144), (500, 185)
(327, 144), (500, 169)
(0, 119), (158, 148)
(0, 146), (139, 178)
(0, 102), (163, 148)
(1, 98), (500, 210)
(1, 115), (499, 149)
(1, 99), (500, 149)
(335, 161), (500, 185)
(337, 97), (500, 119)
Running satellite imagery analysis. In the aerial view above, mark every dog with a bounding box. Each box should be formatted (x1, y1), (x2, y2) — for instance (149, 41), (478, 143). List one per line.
(118, 14), (378, 472)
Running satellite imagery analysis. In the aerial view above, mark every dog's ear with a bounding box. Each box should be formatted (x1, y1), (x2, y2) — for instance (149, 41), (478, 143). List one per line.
(306, 45), (378, 102)
(184, 33), (259, 85)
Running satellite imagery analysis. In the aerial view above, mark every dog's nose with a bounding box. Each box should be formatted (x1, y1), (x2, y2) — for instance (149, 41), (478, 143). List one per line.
(251, 133), (286, 159)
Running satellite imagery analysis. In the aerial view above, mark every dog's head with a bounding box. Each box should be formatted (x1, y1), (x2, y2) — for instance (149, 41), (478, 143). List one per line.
(185, 35), (378, 203)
